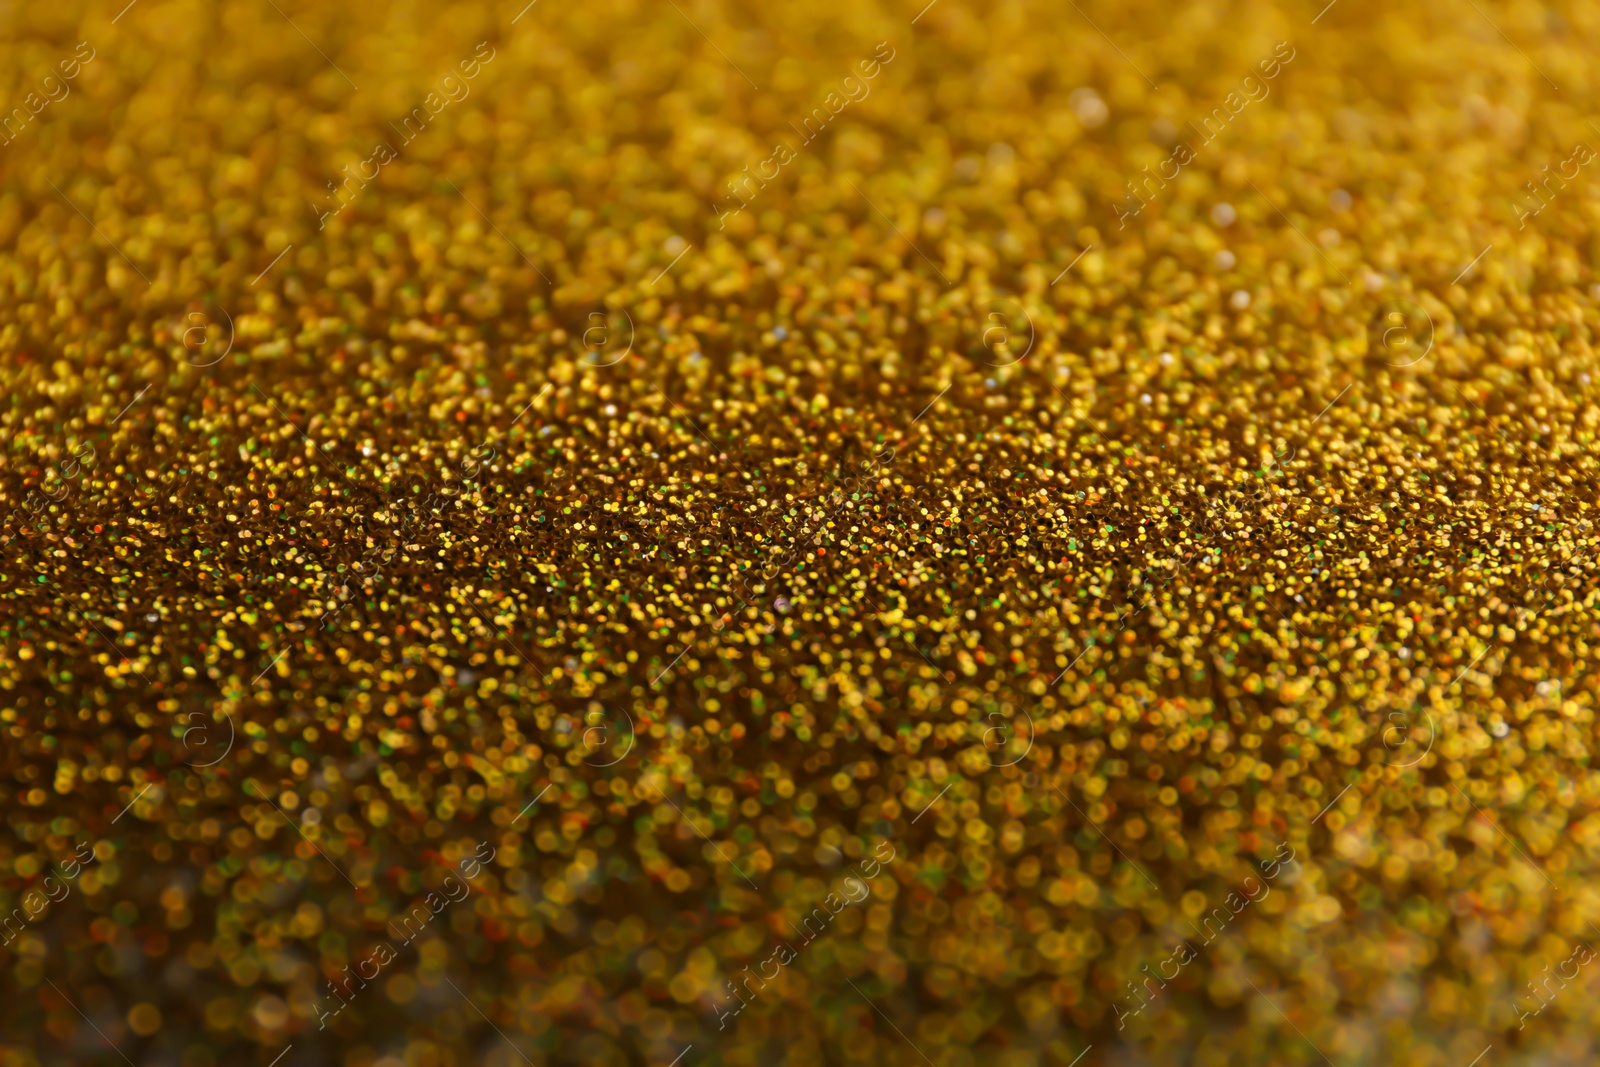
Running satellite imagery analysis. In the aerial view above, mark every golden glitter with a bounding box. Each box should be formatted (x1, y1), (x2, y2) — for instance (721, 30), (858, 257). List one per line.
(1, 1), (1597, 1065)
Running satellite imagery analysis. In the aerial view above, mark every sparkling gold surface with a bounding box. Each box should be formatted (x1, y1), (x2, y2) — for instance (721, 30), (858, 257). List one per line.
(2, 1), (1600, 1065)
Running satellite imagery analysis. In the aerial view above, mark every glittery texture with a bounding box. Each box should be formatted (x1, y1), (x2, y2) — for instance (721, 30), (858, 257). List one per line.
(1, 1), (1597, 1065)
